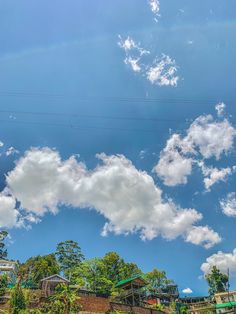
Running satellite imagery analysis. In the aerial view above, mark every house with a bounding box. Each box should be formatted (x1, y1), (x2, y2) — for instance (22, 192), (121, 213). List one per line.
(215, 290), (236, 314)
(115, 275), (148, 306)
(0, 259), (17, 275)
(179, 296), (215, 314)
(40, 274), (70, 297)
(0, 259), (17, 283)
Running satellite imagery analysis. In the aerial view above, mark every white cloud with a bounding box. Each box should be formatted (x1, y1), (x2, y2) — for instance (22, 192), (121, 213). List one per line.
(154, 149), (192, 186)
(148, 0), (160, 21)
(201, 249), (236, 275)
(146, 54), (179, 87)
(199, 162), (232, 191)
(220, 192), (236, 217)
(155, 113), (236, 186)
(0, 141), (4, 147)
(125, 57), (141, 73)
(5, 146), (19, 157)
(186, 115), (235, 160)
(182, 288), (193, 294)
(118, 36), (179, 87)
(185, 226), (222, 249)
(0, 193), (20, 228)
(5, 147), (220, 247)
(215, 102), (226, 117)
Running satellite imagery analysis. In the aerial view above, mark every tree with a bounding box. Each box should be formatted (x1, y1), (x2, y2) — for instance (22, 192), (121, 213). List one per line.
(205, 266), (228, 297)
(55, 240), (84, 279)
(119, 262), (142, 280)
(49, 283), (81, 314)
(0, 230), (8, 259)
(0, 274), (8, 296)
(72, 258), (113, 294)
(145, 268), (173, 293)
(19, 254), (60, 286)
(10, 280), (26, 314)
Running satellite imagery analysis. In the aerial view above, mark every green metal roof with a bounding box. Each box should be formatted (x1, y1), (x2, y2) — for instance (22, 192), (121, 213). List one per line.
(115, 275), (146, 288)
(216, 301), (236, 309)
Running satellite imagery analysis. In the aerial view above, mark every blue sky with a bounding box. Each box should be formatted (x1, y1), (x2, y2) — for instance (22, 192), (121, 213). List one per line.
(1, 0), (236, 296)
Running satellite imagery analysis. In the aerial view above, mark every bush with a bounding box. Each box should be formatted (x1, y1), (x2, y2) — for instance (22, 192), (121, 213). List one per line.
(0, 274), (9, 296)
(10, 282), (27, 314)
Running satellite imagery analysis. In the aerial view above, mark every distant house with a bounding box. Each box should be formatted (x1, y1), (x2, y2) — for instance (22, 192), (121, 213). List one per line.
(179, 296), (215, 314)
(0, 259), (17, 283)
(0, 259), (17, 274)
(215, 290), (236, 313)
(115, 275), (148, 306)
(40, 274), (69, 297)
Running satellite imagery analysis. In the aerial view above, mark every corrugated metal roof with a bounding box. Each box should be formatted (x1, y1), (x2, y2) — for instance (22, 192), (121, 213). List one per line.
(115, 275), (147, 288)
(216, 301), (236, 308)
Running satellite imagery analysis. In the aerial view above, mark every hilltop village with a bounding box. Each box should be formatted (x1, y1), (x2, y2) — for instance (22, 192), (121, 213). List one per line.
(0, 232), (235, 314)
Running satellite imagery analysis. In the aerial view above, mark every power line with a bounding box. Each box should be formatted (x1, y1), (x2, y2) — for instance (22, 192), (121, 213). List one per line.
(0, 109), (186, 123)
(0, 90), (233, 105)
(0, 118), (165, 133)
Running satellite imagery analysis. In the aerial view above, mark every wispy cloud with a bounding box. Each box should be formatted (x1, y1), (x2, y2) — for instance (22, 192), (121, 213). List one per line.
(118, 36), (179, 87)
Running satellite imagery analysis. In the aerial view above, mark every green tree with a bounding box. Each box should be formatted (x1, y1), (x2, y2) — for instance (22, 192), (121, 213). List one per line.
(119, 262), (142, 280)
(145, 268), (173, 293)
(19, 254), (60, 286)
(55, 240), (84, 279)
(0, 274), (8, 296)
(10, 280), (27, 314)
(72, 258), (113, 294)
(49, 283), (81, 314)
(0, 230), (8, 259)
(205, 266), (228, 297)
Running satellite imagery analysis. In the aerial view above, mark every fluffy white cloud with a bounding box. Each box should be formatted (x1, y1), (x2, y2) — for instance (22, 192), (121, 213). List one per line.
(220, 192), (236, 217)
(154, 148), (192, 186)
(146, 55), (179, 87)
(155, 113), (236, 186)
(201, 249), (236, 275)
(0, 193), (19, 228)
(199, 162), (232, 191)
(182, 288), (193, 294)
(185, 226), (222, 249)
(215, 102), (226, 117)
(5, 147), (220, 247)
(0, 141), (4, 147)
(186, 115), (235, 160)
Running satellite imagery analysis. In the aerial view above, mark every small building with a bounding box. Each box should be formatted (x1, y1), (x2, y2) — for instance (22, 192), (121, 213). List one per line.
(0, 259), (17, 275)
(0, 259), (17, 284)
(179, 296), (215, 314)
(40, 274), (69, 297)
(115, 275), (148, 307)
(215, 290), (236, 314)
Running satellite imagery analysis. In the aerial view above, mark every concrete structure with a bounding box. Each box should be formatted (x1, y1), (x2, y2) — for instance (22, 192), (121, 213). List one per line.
(215, 290), (236, 313)
(0, 259), (17, 275)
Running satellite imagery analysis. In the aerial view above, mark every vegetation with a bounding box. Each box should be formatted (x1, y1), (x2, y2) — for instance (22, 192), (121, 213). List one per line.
(55, 240), (84, 280)
(19, 254), (60, 286)
(145, 268), (173, 293)
(48, 283), (80, 314)
(0, 230), (8, 259)
(10, 281), (27, 314)
(0, 274), (8, 296)
(205, 266), (229, 297)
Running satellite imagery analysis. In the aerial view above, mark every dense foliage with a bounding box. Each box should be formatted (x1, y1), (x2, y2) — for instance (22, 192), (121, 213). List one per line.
(55, 240), (84, 279)
(19, 254), (60, 286)
(205, 266), (229, 297)
(10, 281), (27, 314)
(0, 230), (8, 259)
